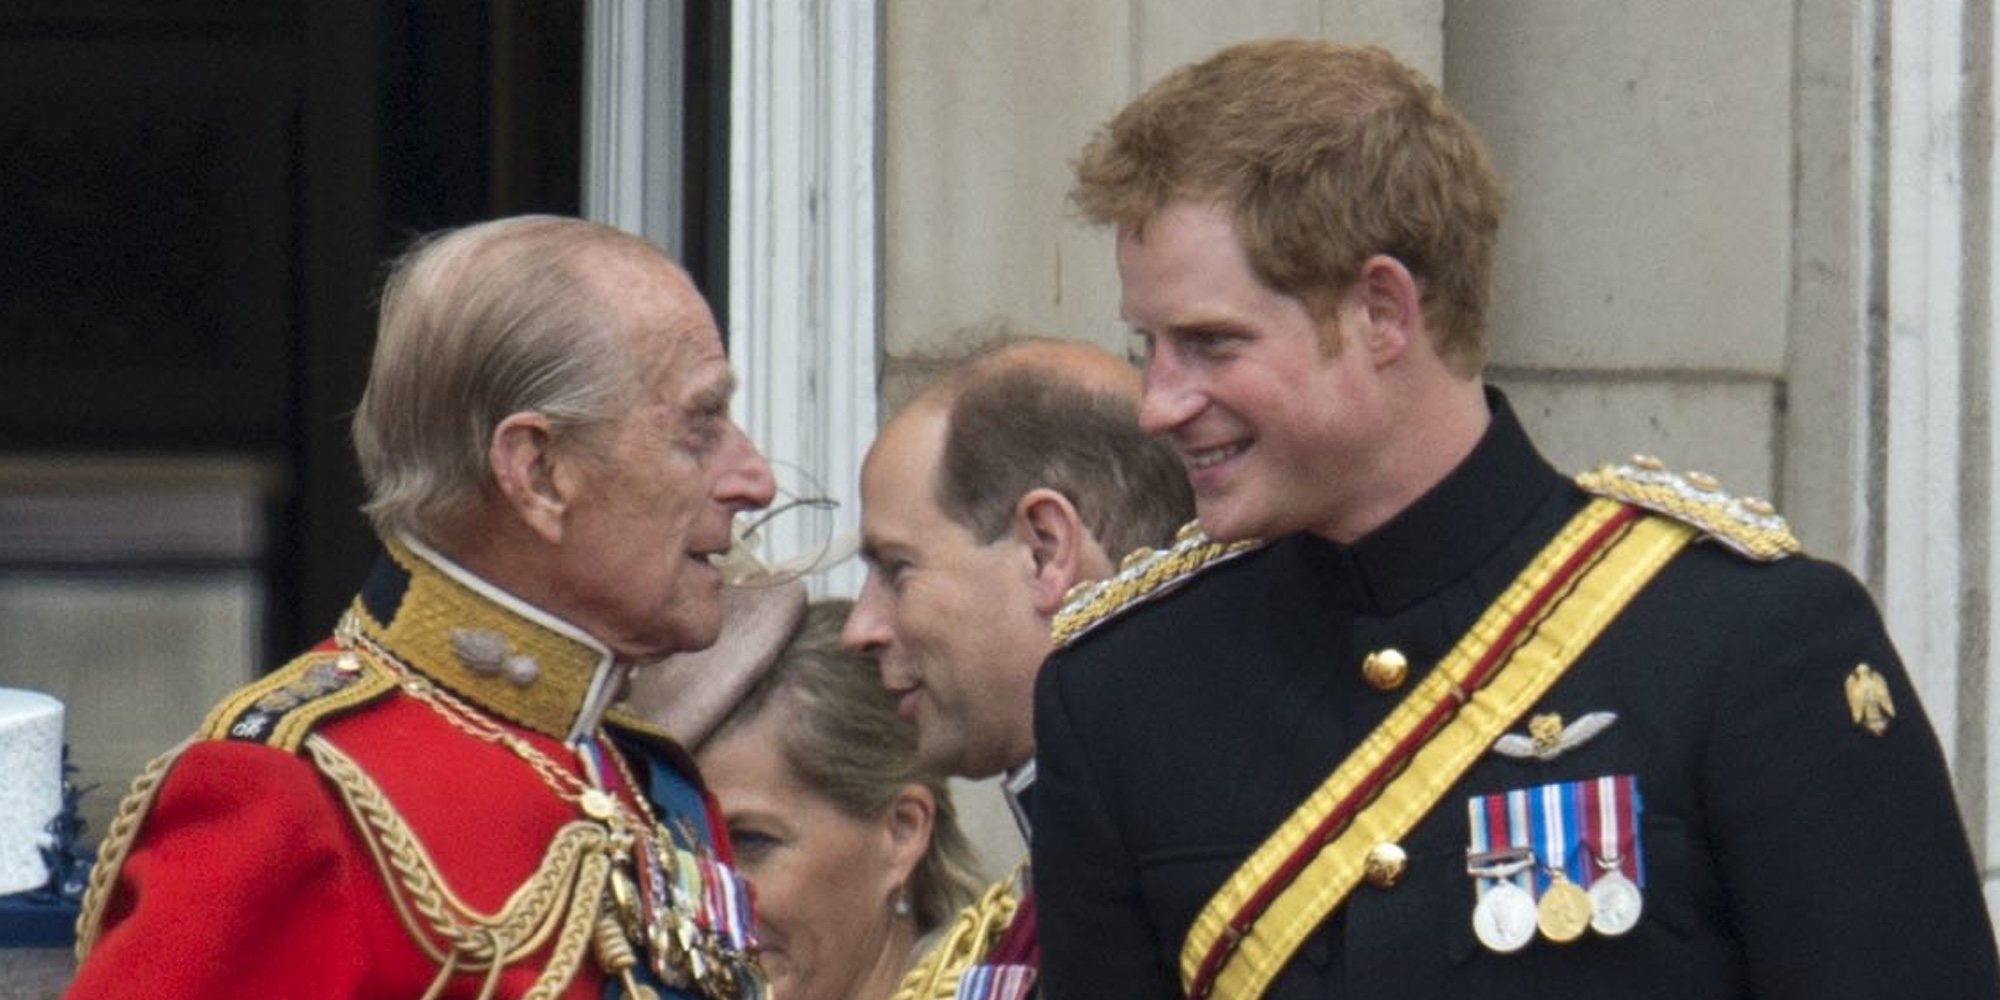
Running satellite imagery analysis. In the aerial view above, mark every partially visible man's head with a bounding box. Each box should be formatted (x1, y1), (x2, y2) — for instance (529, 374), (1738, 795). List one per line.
(1071, 39), (1505, 372)
(932, 340), (1195, 563)
(843, 337), (1193, 778)
(354, 215), (774, 659)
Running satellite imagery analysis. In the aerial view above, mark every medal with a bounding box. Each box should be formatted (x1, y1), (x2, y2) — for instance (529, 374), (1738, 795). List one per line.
(580, 787), (620, 822)
(1472, 880), (1538, 953)
(1471, 775), (1651, 952)
(1587, 865), (1643, 936)
(1581, 774), (1647, 937)
(1465, 791), (1539, 955)
(1535, 871), (1593, 943)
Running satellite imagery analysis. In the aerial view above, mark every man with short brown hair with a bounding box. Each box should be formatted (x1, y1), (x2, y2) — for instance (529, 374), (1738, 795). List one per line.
(843, 337), (1193, 999)
(1033, 39), (1997, 999)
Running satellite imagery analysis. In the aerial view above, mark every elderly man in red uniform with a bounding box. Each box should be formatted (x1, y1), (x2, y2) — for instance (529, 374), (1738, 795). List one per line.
(67, 216), (777, 999)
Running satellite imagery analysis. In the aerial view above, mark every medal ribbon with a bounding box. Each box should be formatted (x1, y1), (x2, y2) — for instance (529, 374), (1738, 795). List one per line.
(952, 964), (1037, 1000)
(1530, 780), (1574, 891)
(582, 736), (764, 990)
(1580, 774), (1644, 886)
(1466, 790), (1534, 895)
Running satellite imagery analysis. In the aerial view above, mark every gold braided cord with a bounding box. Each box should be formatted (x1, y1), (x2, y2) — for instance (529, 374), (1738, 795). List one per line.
(306, 735), (603, 972)
(73, 739), (191, 961)
(1051, 524), (1263, 647)
(339, 617), (655, 838)
(329, 620), (764, 998)
(474, 928), (508, 1000)
(1575, 461), (1800, 561)
(271, 664), (398, 752)
(192, 649), (396, 751)
(891, 869), (1022, 1000)
(418, 948), (465, 1000)
(520, 849), (612, 1000)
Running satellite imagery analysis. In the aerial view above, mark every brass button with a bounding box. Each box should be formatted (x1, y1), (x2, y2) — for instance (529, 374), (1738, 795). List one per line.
(1362, 648), (1409, 691)
(1364, 842), (1407, 888)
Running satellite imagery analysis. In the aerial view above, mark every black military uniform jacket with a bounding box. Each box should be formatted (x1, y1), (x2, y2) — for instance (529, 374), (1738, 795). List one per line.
(1031, 393), (1999, 999)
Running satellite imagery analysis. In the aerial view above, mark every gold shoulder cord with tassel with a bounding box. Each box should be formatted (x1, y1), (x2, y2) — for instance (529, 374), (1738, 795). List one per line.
(307, 735), (614, 1000)
(892, 864), (1025, 1000)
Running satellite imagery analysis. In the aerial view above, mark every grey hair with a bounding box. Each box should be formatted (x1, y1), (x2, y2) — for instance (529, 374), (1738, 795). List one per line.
(352, 215), (669, 541)
(709, 600), (982, 933)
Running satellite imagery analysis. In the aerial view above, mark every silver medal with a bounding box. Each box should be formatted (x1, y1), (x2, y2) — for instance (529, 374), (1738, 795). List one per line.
(1587, 870), (1644, 936)
(1472, 880), (1538, 953)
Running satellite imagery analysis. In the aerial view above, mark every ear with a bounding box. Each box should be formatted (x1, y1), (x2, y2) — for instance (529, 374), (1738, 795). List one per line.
(488, 411), (574, 544)
(879, 783), (936, 901)
(1012, 487), (1102, 616)
(1348, 253), (1424, 367)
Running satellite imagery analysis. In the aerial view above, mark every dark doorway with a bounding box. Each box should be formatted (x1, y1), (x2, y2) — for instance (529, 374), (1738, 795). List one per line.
(0, 0), (601, 659)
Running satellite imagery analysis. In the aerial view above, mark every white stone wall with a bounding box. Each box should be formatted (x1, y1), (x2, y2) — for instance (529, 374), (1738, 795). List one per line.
(881, 1), (1440, 406)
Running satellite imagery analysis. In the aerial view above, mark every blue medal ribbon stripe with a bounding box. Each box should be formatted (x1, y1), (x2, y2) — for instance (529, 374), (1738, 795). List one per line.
(1506, 787), (1533, 892)
(1533, 782), (1552, 891)
(1465, 795), (1490, 889)
(1630, 777), (1646, 886)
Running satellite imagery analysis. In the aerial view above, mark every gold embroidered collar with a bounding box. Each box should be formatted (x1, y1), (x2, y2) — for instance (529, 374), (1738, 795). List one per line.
(346, 534), (627, 742)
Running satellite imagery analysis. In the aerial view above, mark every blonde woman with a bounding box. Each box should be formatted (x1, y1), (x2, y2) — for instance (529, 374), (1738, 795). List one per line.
(633, 594), (979, 1000)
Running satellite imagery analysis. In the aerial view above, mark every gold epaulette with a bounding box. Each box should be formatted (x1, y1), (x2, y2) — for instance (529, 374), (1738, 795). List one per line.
(1575, 455), (1801, 562)
(197, 647), (397, 752)
(891, 865), (1023, 1000)
(1051, 521), (1265, 647)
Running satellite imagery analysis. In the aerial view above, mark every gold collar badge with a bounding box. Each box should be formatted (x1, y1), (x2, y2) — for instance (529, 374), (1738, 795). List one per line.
(1846, 663), (1895, 736)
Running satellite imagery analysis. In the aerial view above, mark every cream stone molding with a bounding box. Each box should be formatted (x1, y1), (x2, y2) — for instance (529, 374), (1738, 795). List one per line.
(579, 0), (875, 597)
(728, 0), (877, 597)
(582, 0), (686, 258)
(1984, 0), (2000, 905)
(1874, 0), (1972, 766)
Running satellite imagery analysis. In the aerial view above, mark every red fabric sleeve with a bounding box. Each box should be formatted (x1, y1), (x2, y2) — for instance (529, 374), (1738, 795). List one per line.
(66, 740), (375, 998)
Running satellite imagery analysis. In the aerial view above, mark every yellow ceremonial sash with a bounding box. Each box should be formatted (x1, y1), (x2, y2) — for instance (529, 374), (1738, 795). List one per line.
(1180, 499), (1694, 999)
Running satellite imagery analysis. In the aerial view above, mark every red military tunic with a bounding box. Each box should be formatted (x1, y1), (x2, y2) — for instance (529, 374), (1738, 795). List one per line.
(70, 536), (764, 999)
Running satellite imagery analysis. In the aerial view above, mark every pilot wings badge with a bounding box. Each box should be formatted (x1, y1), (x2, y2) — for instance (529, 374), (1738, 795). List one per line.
(1492, 711), (1618, 762)
(1845, 663), (1895, 737)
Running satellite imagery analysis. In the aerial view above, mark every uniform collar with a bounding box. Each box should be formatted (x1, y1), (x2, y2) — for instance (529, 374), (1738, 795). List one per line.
(349, 534), (628, 743)
(1002, 758), (1037, 842)
(1298, 388), (1564, 614)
